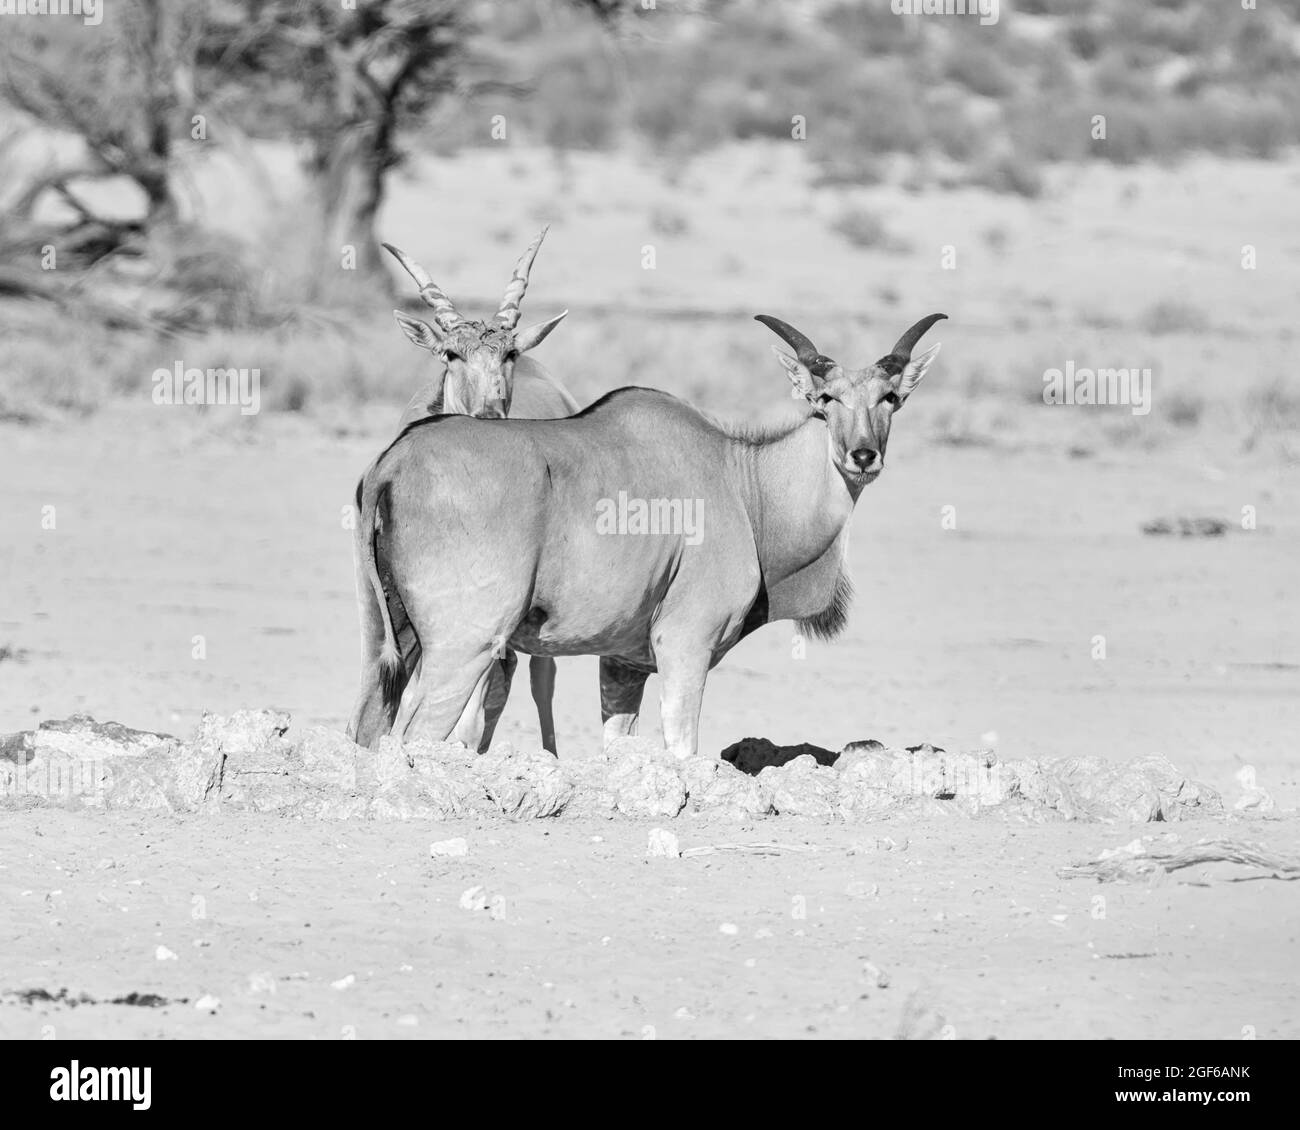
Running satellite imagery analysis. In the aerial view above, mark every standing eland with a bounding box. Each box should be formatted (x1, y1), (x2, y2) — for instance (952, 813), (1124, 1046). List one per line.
(347, 228), (579, 753)
(355, 313), (944, 758)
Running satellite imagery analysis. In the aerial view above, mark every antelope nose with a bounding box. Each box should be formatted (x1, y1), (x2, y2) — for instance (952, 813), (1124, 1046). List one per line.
(849, 447), (881, 472)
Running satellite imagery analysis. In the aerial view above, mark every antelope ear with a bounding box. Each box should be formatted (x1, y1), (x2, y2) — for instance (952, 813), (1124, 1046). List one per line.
(772, 346), (823, 401)
(514, 310), (568, 353)
(897, 342), (940, 399)
(394, 310), (443, 351)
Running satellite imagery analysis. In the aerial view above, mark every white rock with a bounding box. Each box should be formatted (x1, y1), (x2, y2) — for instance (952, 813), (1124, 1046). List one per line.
(155, 945), (178, 962)
(194, 994), (220, 1012)
(864, 963), (890, 988)
(248, 972), (277, 994)
(646, 827), (680, 858)
(429, 837), (469, 858)
(1097, 838), (1145, 861)
(719, 923), (739, 935)
(458, 885), (488, 911)
(331, 974), (356, 991)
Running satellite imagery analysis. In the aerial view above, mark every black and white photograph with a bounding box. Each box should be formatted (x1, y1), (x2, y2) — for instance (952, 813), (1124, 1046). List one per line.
(0, 0), (1296, 1080)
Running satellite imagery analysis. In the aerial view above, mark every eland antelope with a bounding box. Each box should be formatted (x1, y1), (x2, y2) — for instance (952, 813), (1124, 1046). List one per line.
(347, 229), (580, 753)
(355, 313), (944, 758)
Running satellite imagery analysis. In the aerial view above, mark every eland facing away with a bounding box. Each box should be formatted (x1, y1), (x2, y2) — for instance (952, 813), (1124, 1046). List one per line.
(347, 228), (580, 753)
(355, 313), (945, 758)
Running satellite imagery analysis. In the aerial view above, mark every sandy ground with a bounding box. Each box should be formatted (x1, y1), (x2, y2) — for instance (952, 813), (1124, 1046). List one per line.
(1, 406), (1297, 1038)
(2, 810), (1297, 1041)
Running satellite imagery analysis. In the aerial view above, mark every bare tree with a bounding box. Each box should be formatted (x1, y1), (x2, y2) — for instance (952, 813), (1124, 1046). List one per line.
(0, 0), (202, 267)
(204, 0), (477, 297)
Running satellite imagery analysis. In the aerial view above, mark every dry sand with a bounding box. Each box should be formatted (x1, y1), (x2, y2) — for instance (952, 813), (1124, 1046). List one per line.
(2, 405), (1296, 1038)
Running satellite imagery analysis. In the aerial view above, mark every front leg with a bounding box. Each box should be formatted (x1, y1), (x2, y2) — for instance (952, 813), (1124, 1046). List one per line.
(652, 637), (711, 760)
(599, 656), (648, 751)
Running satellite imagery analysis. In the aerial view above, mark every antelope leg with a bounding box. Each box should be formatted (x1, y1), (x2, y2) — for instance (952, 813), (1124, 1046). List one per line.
(528, 655), (558, 755)
(655, 646), (709, 760)
(600, 656), (648, 751)
(478, 649), (518, 753)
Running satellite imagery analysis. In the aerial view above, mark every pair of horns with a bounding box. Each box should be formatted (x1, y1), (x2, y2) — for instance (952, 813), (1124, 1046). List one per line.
(382, 227), (551, 333)
(756, 312), (947, 368)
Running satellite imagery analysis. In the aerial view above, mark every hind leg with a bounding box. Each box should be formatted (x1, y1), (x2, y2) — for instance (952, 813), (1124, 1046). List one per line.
(477, 649), (518, 753)
(394, 643), (501, 748)
(350, 599), (420, 749)
(384, 510), (533, 749)
(529, 656), (558, 755)
(450, 660), (500, 751)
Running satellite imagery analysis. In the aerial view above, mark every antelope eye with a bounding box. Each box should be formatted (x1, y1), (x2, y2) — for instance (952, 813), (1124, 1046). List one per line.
(881, 391), (900, 406)
(816, 392), (838, 406)
(444, 351), (462, 363)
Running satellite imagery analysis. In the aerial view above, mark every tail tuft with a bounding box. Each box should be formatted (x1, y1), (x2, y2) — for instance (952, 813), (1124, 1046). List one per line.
(379, 643), (407, 716)
(359, 472), (408, 731)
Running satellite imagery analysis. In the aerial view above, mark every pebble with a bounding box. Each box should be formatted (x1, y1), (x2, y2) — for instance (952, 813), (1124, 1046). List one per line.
(646, 828), (680, 858)
(248, 972), (277, 994)
(155, 945), (178, 961)
(429, 838), (468, 858)
(331, 974), (356, 991)
(458, 885), (488, 911)
(719, 923), (739, 935)
(194, 994), (220, 1013)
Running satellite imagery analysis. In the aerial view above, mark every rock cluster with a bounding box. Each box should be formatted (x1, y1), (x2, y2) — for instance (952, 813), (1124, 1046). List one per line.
(0, 712), (1223, 824)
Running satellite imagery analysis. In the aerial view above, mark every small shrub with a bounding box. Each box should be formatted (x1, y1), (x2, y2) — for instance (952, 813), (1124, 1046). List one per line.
(649, 206), (690, 238)
(968, 152), (1044, 198)
(1163, 390), (1204, 428)
(829, 206), (912, 254)
(1141, 300), (1205, 335)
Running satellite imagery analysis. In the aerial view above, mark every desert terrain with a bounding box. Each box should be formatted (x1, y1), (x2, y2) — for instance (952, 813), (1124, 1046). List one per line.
(2, 141), (1298, 1039)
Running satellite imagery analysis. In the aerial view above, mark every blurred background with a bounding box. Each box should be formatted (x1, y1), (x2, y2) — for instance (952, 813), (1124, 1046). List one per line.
(1, 0), (1297, 788)
(1, 0), (1297, 443)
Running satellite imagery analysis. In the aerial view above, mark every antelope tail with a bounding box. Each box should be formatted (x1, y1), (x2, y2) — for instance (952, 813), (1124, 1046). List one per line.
(359, 471), (407, 719)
